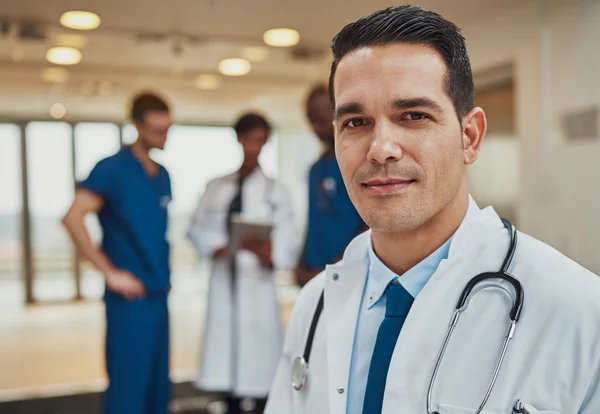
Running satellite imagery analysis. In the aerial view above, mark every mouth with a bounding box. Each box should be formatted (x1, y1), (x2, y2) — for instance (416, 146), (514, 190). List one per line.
(361, 178), (416, 195)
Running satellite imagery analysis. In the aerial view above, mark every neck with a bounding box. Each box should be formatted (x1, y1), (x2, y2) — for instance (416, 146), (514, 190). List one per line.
(239, 162), (258, 181)
(130, 139), (158, 176)
(371, 178), (470, 276)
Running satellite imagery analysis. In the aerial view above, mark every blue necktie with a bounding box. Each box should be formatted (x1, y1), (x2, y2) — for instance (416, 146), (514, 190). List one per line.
(362, 282), (414, 414)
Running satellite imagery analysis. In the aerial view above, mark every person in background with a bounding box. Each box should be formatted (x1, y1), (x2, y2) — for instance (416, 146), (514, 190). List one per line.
(188, 113), (298, 414)
(295, 85), (366, 287)
(62, 92), (173, 414)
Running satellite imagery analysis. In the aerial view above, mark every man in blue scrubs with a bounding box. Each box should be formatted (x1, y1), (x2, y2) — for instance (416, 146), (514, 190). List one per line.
(295, 85), (366, 286)
(62, 92), (173, 414)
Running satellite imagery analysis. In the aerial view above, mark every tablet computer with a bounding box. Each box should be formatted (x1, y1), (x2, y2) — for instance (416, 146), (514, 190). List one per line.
(229, 214), (273, 250)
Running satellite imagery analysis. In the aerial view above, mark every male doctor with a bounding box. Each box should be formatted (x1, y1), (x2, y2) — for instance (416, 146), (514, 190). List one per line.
(265, 5), (600, 414)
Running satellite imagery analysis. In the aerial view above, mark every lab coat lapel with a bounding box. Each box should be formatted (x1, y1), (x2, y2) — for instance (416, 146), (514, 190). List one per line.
(324, 239), (369, 414)
(241, 168), (270, 218)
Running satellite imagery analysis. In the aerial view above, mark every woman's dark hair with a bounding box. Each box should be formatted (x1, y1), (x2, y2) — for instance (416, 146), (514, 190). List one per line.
(233, 113), (272, 137)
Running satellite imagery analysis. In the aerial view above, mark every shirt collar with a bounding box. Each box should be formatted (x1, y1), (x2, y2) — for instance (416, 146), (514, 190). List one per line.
(366, 195), (480, 308)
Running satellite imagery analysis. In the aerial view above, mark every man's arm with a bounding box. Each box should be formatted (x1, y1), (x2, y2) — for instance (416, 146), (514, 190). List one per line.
(296, 219), (368, 286)
(62, 189), (145, 300)
(294, 236), (322, 286)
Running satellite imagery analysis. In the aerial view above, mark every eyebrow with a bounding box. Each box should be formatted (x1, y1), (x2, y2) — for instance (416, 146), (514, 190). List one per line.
(334, 102), (364, 121)
(393, 97), (444, 113)
(334, 96), (444, 121)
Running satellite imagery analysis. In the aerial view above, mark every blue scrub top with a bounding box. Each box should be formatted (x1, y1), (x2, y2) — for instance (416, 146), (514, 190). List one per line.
(79, 146), (172, 295)
(303, 155), (364, 269)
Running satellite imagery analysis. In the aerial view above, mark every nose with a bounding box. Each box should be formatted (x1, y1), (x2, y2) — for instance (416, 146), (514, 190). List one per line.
(367, 120), (403, 164)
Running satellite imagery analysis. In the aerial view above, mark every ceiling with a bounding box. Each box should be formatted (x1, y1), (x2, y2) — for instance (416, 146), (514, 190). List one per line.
(0, 0), (527, 127)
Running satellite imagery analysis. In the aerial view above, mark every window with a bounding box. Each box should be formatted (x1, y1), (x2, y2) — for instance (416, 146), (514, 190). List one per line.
(0, 124), (23, 296)
(26, 122), (75, 301)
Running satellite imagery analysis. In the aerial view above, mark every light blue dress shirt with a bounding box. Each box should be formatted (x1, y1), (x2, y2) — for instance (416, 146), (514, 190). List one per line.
(346, 200), (479, 414)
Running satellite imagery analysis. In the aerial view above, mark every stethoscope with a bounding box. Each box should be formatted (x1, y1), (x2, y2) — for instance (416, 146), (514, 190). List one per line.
(292, 219), (527, 414)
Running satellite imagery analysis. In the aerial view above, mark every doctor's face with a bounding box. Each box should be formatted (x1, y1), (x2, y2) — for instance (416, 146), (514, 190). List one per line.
(135, 110), (172, 151)
(333, 43), (483, 233)
(239, 126), (269, 169)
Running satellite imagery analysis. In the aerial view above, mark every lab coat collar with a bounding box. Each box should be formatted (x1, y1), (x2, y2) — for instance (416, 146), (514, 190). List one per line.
(366, 235), (451, 307)
(365, 197), (480, 305)
(234, 165), (268, 183)
(323, 195), (504, 414)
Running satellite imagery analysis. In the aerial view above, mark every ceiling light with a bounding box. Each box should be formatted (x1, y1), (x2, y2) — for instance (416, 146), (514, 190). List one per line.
(241, 46), (269, 62)
(263, 28), (300, 47)
(41, 67), (70, 83)
(46, 47), (82, 65)
(60, 11), (101, 30)
(218, 58), (251, 76)
(50, 103), (67, 119)
(195, 74), (221, 90)
(55, 33), (88, 49)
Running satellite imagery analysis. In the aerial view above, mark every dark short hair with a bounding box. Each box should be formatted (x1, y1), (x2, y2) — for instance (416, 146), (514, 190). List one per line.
(130, 92), (169, 122)
(328, 5), (474, 120)
(233, 113), (272, 137)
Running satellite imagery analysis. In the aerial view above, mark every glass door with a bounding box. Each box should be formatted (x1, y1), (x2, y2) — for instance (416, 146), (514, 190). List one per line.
(0, 124), (25, 308)
(26, 121), (77, 302)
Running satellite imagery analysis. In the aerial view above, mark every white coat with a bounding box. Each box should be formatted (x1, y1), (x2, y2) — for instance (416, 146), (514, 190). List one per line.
(188, 168), (299, 397)
(265, 203), (600, 414)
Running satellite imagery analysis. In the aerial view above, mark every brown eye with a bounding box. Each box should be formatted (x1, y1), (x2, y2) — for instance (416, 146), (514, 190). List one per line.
(344, 118), (367, 128)
(407, 112), (426, 121)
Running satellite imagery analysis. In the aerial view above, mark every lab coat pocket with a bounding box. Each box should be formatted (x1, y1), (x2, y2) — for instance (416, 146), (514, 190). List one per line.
(437, 403), (560, 414)
(437, 404), (500, 414)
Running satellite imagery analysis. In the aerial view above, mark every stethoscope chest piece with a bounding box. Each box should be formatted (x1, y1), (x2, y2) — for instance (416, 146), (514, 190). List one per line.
(292, 356), (308, 391)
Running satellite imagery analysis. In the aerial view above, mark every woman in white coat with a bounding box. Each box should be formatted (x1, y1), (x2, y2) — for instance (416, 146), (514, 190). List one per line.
(188, 113), (298, 414)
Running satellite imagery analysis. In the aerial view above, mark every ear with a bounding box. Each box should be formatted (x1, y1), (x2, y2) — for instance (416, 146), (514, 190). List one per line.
(461, 107), (487, 165)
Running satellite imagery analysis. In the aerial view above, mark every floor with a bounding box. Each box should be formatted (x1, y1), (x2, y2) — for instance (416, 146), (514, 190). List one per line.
(0, 267), (299, 412)
(0, 383), (262, 414)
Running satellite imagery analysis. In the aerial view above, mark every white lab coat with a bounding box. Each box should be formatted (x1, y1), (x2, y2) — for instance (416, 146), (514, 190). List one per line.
(188, 168), (299, 397)
(266, 203), (600, 414)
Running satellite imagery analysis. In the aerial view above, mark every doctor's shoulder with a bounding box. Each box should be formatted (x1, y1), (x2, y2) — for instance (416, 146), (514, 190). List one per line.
(285, 232), (362, 333)
(288, 269), (327, 330)
(514, 231), (600, 323)
(203, 173), (235, 194)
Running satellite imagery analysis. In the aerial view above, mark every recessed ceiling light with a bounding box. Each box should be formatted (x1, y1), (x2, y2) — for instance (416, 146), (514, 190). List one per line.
(46, 47), (82, 65)
(218, 58), (251, 76)
(241, 46), (269, 62)
(41, 67), (70, 83)
(60, 11), (101, 30)
(195, 74), (221, 90)
(50, 103), (67, 119)
(263, 28), (300, 47)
